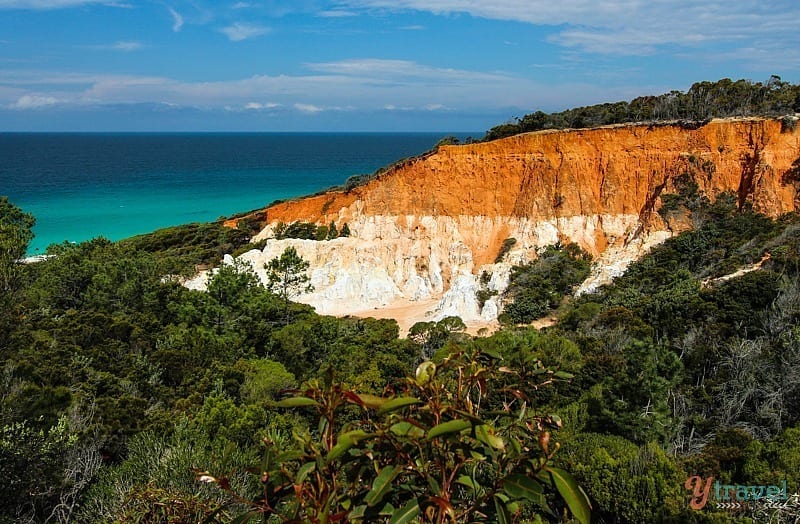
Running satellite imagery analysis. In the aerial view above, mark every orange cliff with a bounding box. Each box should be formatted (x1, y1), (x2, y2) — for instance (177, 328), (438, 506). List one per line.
(208, 118), (799, 329)
(242, 118), (799, 260)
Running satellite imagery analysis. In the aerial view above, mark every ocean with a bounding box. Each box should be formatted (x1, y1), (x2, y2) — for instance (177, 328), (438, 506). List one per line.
(0, 133), (466, 255)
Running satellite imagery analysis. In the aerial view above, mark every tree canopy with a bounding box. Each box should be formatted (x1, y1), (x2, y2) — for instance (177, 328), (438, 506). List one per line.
(484, 76), (800, 141)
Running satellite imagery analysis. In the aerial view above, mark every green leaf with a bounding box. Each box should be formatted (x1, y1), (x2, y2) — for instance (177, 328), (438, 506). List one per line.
(276, 396), (319, 408)
(377, 502), (396, 516)
(544, 467), (592, 524)
(356, 393), (387, 409)
(494, 494), (512, 524)
(427, 419), (472, 439)
(415, 361), (436, 385)
(339, 429), (372, 442)
(475, 424), (505, 451)
(324, 430), (374, 464)
(389, 421), (425, 438)
(377, 396), (422, 416)
(295, 461), (315, 483)
(365, 466), (401, 507)
(456, 475), (480, 491)
(469, 450), (486, 460)
(427, 475), (441, 495)
(390, 498), (421, 524)
(349, 505), (367, 519)
(503, 474), (545, 504)
(351, 501), (396, 520)
(554, 370), (574, 380)
(482, 348), (504, 360)
(326, 435), (355, 463)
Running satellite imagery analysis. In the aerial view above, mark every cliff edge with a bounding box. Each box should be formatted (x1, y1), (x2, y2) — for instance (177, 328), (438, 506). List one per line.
(200, 118), (800, 331)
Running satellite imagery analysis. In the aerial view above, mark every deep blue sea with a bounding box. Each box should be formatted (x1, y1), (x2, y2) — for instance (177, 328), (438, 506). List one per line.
(0, 133), (465, 255)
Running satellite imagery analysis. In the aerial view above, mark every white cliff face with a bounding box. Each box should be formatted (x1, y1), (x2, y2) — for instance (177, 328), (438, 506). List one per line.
(187, 213), (657, 328)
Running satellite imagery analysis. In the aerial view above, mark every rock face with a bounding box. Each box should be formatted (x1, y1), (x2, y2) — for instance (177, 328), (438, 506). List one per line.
(209, 118), (800, 327)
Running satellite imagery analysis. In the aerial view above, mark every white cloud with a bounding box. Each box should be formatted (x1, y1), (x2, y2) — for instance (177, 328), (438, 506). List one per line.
(86, 40), (143, 52)
(0, 60), (643, 118)
(244, 101), (280, 110)
(111, 40), (142, 51)
(318, 9), (357, 17)
(306, 58), (511, 84)
(168, 6), (183, 32)
(338, 0), (800, 55)
(10, 94), (58, 109)
(220, 22), (269, 41)
(713, 42), (800, 72)
(294, 103), (323, 114)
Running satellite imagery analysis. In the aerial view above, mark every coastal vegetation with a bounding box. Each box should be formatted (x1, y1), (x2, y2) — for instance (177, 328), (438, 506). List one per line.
(484, 76), (800, 141)
(3, 183), (800, 522)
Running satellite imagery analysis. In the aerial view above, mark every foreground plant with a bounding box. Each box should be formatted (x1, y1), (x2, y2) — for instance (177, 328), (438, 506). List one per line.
(201, 347), (591, 523)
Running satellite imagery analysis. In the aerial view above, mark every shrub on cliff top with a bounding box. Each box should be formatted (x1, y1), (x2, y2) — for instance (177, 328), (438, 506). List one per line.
(483, 76), (800, 141)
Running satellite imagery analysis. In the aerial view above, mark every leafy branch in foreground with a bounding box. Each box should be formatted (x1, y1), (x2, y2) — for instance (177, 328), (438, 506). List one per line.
(201, 347), (591, 523)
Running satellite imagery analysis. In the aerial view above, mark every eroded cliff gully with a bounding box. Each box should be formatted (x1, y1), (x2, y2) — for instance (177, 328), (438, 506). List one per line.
(190, 118), (800, 332)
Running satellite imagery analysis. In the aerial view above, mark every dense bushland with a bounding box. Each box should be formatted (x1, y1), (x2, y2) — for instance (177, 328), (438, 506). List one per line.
(3, 182), (800, 522)
(4, 89), (800, 520)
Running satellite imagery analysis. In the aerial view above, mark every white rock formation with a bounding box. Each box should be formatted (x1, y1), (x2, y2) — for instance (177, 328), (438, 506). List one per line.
(186, 213), (668, 328)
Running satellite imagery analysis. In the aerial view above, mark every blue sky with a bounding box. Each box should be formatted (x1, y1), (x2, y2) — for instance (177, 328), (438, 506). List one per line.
(1, 0), (798, 132)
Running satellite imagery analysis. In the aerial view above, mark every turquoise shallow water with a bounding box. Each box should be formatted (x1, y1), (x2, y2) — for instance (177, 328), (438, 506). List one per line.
(0, 133), (465, 255)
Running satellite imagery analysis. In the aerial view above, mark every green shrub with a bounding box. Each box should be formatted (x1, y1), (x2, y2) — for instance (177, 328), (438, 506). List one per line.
(122, 222), (251, 274)
(274, 221), (317, 240)
(237, 358), (296, 404)
(344, 173), (373, 192)
(494, 237), (517, 263)
(502, 243), (591, 324)
(558, 433), (685, 523)
(326, 221), (338, 239)
(79, 421), (257, 523)
(744, 425), (800, 491)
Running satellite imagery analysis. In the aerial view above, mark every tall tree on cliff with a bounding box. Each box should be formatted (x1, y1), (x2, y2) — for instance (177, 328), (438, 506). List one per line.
(265, 246), (313, 320)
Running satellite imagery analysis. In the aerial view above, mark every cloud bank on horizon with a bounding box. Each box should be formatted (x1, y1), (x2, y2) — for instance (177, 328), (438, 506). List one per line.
(0, 0), (798, 131)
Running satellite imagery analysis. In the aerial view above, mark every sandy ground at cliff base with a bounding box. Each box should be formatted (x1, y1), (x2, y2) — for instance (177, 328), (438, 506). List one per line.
(327, 298), (499, 337)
